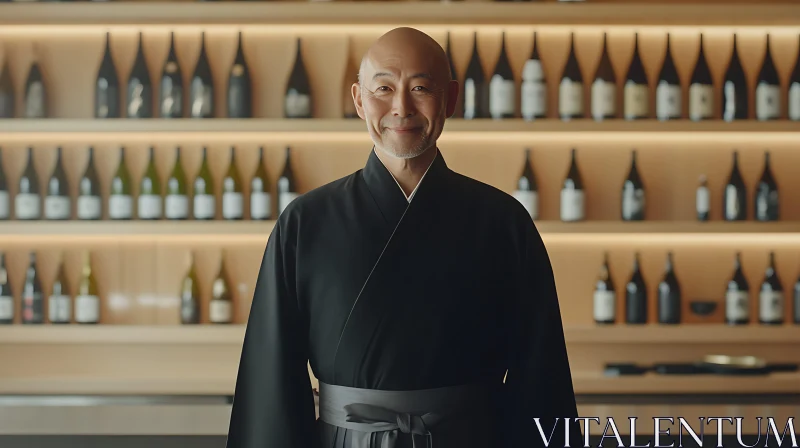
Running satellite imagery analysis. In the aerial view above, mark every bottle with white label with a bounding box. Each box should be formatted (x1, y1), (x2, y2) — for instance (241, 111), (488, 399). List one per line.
(462, 32), (488, 120)
(656, 34), (682, 121)
(160, 32), (183, 119)
(165, 147), (189, 220)
(591, 33), (616, 121)
(520, 32), (546, 121)
(754, 151), (779, 222)
(16, 146), (41, 221)
(560, 148), (584, 222)
(625, 252), (647, 324)
(657, 252), (681, 324)
(689, 34), (714, 121)
(24, 45), (47, 119)
(227, 31), (252, 119)
(621, 150), (645, 221)
(0, 253), (13, 324)
(109, 147), (133, 220)
(180, 251), (201, 325)
(48, 259), (71, 324)
(21, 251), (44, 324)
(624, 33), (649, 120)
(250, 146), (272, 220)
(723, 151), (746, 221)
(722, 35), (748, 122)
(45, 147), (71, 220)
(726, 252), (750, 325)
(789, 35), (800, 122)
(75, 251), (100, 325)
(755, 35), (780, 121)
(277, 146), (299, 216)
(127, 33), (153, 119)
(593, 252), (616, 325)
(222, 147), (244, 220)
(489, 32), (516, 120)
(696, 175), (710, 221)
(77, 147), (103, 220)
(209, 255), (233, 324)
(759, 252), (784, 325)
(138, 147), (162, 220)
(193, 147), (216, 220)
(512, 148), (538, 220)
(190, 32), (214, 119)
(559, 33), (584, 121)
(284, 37), (313, 119)
(0, 147), (9, 220)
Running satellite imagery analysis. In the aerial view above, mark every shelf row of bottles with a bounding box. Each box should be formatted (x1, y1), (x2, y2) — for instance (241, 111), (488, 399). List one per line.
(1, 31), (799, 121)
(593, 251), (800, 326)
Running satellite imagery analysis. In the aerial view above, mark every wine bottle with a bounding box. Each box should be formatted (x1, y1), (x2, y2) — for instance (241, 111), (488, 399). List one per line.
(789, 35), (800, 122)
(180, 251), (200, 325)
(138, 146), (162, 220)
(755, 35), (780, 121)
(520, 31), (547, 121)
(723, 151), (746, 221)
(559, 33), (584, 121)
(489, 32), (515, 120)
(193, 147), (216, 220)
(49, 257), (71, 325)
(0, 147), (9, 220)
(656, 34), (681, 121)
(794, 270), (800, 325)
(342, 38), (359, 119)
(16, 147), (41, 220)
(222, 147), (243, 220)
(760, 252), (784, 325)
(512, 148), (538, 220)
(0, 55), (13, 118)
(462, 32), (488, 120)
(227, 31), (251, 118)
(624, 33), (649, 120)
(284, 38), (312, 119)
(75, 251), (100, 325)
(190, 32), (214, 119)
(0, 253), (11, 324)
(726, 252), (750, 325)
(753, 150), (778, 222)
(44, 146), (71, 220)
(625, 252), (647, 324)
(24, 46), (47, 119)
(591, 33), (616, 122)
(95, 32), (120, 119)
(689, 34), (713, 121)
(160, 32), (183, 119)
(250, 146), (271, 220)
(21, 251), (43, 324)
(165, 147), (189, 220)
(446, 32), (457, 84)
(657, 252), (681, 324)
(109, 147), (133, 220)
(209, 254), (233, 324)
(77, 147), (102, 220)
(722, 35), (748, 122)
(593, 252), (616, 325)
(127, 32), (153, 119)
(277, 146), (299, 216)
(696, 175), (710, 221)
(621, 149), (645, 221)
(560, 148), (584, 222)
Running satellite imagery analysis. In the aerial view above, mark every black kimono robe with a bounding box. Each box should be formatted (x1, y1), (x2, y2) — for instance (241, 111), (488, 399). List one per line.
(225, 147), (582, 448)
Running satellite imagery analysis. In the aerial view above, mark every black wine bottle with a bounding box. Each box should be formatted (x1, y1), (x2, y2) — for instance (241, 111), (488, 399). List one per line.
(559, 33), (584, 120)
(591, 33), (616, 121)
(250, 146), (271, 220)
(760, 252), (784, 325)
(723, 151), (747, 221)
(790, 35), (800, 122)
(625, 252), (647, 324)
(463, 32), (488, 120)
(520, 32), (546, 121)
(560, 148), (584, 222)
(593, 252), (616, 325)
(755, 35), (780, 121)
(127, 33), (153, 119)
(722, 35), (748, 122)
(0, 253), (12, 324)
(16, 147), (41, 220)
(512, 148), (538, 220)
(657, 252), (681, 324)
(689, 34), (713, 121)
(342, 38), (360, 119)
(0, 147), (8, 220)
(160, 32), (183, 119)
(95, 32), (120, 119)
(621, 149), (645, 221)
(624, 33), (649, 120)
(284, 38), (312, 119)
(24, 45), (47, 119)
(726, 252), (750, 325)
(227, 31), (252, 118)
(489, 32), (515, 120)
(277, 146), (299, 215)
(77, 147), (102, 220)
(190, 32), (214, 119)
(21, 251), (44, 324)
(44, 146), (70, 220)
(754, 151), (778, 221)
(696, 174), (709, 221)
(0, 56), (13, 118)
(656, 34), (681, 121)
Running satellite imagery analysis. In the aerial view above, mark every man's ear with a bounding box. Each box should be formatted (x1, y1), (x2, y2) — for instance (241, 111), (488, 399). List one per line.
(352, 83), (365, 120)
(445, 79), (459, 118)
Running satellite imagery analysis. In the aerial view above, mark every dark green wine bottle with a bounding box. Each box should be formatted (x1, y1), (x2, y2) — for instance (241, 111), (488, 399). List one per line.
(138, 146), (162, 220)
(165, 147), (189, 220)
(193, 147), (215, 220)
(221, 147), (243, 220)
(109, 147), (133, 220)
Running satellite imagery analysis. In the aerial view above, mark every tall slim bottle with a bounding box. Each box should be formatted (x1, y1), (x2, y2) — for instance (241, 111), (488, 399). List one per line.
(0, 253), (13, 324)
(75, 251), (100, 325)
(49, 257), (71, 324)
(21, 251), (44, 324)
(210, 254), (233, 324)
(180, 252), (200, 324)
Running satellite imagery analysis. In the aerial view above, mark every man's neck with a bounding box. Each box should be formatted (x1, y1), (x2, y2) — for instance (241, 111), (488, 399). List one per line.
(374, 146), (438, 197)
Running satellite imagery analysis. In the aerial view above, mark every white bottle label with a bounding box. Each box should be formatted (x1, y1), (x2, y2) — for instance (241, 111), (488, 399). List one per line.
(689, 83), (713, 120)
(44, 196), (71, 220)
(0, 191), (9, 219)
(15, 193), (40, 219)
(209, 300), (232, 323)
(724, 185), (740, 220)
(285, 90), (311, 117)
(593, 290), (616, 322)
(521, 59), (546, 120)
(559, 79), (583, 118)
(624, 82), (649, 119)
(222, 192), (244, 219)
(489, 75), (515, 118)
(77, 196), (102, 220)
(590, 79), (615, 120)
(75, 295), (100, 323)
(463, 79), (476, 119)
(789, 82), (800, 121)
(722, 80), (738, 121)
(0, 295), (12, 320)
(193, 194), (215, 219)
(725, 290), (749, 322)
(48, 294), (71, 323)
(696, 186), (710, 214)
(656, 82), (681, 120)
(560, 189), (584, 221)
(250, 192), (271, 220)
(755, 83), (780, 121)
(165, 195), (189, 219)
(138, 195), (162, 219)
(759, 290), (783, 322)
(622, 187), (645, 218)
(108, 195), (133, 219)
(279, 192), (299, 215)
(512, 190), (538, 220)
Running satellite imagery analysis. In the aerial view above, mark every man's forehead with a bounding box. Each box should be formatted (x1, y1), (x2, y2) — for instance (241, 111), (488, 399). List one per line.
(362, 54), (438, 81)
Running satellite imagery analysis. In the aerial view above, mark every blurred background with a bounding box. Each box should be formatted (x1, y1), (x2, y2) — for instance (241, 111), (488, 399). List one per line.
(0, 0), (799, 446)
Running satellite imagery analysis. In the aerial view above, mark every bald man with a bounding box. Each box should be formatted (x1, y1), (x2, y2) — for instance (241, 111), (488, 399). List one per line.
(225, 27), (581, 448)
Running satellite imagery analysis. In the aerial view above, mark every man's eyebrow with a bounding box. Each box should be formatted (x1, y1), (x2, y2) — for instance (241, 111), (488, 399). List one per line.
(371, 72), (434, 81)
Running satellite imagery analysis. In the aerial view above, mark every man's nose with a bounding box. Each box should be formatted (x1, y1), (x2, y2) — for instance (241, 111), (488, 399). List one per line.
(391, 90), (416, 117)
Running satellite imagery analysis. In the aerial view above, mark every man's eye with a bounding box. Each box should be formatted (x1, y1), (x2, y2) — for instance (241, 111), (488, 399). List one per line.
(376, 86), (390, 91)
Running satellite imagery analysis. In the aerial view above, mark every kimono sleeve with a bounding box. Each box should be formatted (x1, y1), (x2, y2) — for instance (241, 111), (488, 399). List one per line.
(225, 221), (316, 448)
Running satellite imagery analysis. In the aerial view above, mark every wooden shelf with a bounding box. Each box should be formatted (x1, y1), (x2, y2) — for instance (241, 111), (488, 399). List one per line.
(566, 324), (800, 344)
(0, 2), (798, 26)
(573, 371), (800, 394)
(0, 377), (236, 396)
(0, 220), (275, 236)
(0, 325), (247, 345)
